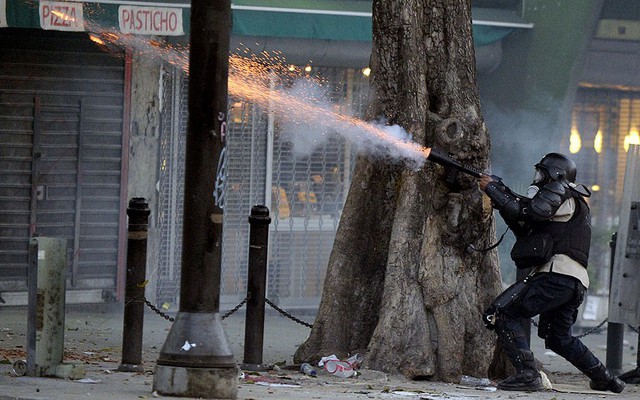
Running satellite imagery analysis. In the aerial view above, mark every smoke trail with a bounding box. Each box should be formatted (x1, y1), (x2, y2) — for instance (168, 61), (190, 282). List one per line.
(85, 26), (427, 168)
(275, 77), (423, 167)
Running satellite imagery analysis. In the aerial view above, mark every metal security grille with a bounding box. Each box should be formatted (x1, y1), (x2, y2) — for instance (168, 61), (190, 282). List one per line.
(220, 100), (269, 301)
(567, 88), (640, 291)
(156, 65), (188, 306)
(0, 29), (124, 299)
(155, 65), (370, 310)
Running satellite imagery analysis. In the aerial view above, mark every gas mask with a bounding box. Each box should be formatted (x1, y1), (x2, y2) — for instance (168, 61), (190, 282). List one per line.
(526, 168), (547, 198)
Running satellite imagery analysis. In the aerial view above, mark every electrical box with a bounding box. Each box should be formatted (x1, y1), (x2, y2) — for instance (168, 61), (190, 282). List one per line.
(25, 237), (83, 379)
(609, 145), (640, 325)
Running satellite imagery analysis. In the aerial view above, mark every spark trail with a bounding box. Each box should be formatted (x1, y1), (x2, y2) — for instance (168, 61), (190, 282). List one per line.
(86, 27), (431, 166)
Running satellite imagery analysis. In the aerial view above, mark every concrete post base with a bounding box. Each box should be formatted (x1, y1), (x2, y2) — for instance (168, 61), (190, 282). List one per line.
(153, 365), (238, 399)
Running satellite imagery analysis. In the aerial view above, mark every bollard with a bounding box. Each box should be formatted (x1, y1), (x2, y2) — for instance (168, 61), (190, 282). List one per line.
(117, 198), (150, 373)
(241, 205), (271, 370)
(606, 232), (624, 375)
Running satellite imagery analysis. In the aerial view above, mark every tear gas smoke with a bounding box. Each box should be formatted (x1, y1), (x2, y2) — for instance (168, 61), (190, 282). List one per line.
(87, 28), (429, 169)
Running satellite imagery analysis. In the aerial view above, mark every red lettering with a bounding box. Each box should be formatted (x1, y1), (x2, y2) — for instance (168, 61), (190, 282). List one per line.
(57, 6), (68, 26)
(157, 11), (168, 31)
(119, 7), (181, 34)
(122, 9), (131, 27)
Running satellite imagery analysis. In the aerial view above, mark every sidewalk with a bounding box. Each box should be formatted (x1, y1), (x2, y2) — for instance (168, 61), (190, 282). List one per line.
(1, 305), (639, 399)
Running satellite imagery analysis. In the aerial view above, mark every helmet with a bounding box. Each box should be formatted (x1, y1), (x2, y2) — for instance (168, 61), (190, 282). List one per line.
(535, 153), (577, 183)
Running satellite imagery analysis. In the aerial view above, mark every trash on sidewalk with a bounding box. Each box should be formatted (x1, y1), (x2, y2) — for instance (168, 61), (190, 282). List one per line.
(300, 362), (317, 376)
(459, 374), (492, 387)
(318, 354), (361, 378)
(180, 341), (196, 351)
(76, 378), (101, 384)
(241, 372), (302, 387)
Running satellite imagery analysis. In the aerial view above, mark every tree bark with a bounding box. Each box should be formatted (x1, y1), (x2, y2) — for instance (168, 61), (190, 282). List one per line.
(294, 0), (504, 382)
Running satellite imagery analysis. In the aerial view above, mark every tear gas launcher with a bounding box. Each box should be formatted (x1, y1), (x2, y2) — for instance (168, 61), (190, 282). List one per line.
(425, 147), (502, 182)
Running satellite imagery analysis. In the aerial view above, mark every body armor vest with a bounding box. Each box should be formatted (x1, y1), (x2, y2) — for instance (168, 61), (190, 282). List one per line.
(530, 193), (591, 268)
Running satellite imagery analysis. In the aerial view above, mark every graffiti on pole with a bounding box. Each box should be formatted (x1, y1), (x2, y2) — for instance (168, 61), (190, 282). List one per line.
(218, 111), (227, 142)
(213, 146), (227, 209)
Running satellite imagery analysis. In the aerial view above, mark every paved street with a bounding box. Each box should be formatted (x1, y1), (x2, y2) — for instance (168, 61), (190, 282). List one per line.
(1, 304), (639, 399)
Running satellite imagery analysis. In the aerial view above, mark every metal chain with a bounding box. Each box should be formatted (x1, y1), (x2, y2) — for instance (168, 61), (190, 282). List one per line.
(221, 297), (247, 320)
(145, 299), (175, 322)
(265, 297), (314, 328)
(146, 297), (632, 339)
(144, 296), (313, 329)
(576, 318), (609, 338)
(531, 317), (608, 338)
(143, 297), (248, 322)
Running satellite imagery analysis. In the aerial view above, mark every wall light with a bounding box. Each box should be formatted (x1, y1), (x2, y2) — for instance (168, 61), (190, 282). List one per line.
(569, 126), (582, 154)
(624, 128), (639, 151)
(594, 129), (603, 153)
(362, 67), (371, 77)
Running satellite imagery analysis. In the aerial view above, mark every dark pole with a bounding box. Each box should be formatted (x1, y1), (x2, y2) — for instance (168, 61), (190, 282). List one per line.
(241, 205), (271, 370)
(606, 232), (624, 375)
(153, 0), (237, 398)
(117, 198), (150, 373)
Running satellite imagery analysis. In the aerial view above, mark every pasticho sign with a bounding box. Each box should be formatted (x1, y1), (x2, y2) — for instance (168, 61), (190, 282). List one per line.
(39, 1), (85, 31)
(118, 6), (184, 36)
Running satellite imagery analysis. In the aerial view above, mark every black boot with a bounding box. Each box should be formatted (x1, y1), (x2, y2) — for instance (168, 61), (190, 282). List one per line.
(497, 350), (544, 391)
(571, 349), (625, 393)
(585, 362), (625, 393)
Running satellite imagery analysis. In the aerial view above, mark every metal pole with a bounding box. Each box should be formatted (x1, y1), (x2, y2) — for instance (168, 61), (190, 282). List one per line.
(117, 198), (150, 373)
(241, 205), (271, 370)
(606, 232), (624, 375)
(153, 0), (237, 397)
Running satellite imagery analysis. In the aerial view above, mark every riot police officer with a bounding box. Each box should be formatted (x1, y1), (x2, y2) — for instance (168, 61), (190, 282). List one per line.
(479, 153), (625, 393)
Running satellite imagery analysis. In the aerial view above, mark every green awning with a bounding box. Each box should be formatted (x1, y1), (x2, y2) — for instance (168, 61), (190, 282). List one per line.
(232, 0), (372, 42)
(231, 1), (534, 46)
(2, 0), (533, 47)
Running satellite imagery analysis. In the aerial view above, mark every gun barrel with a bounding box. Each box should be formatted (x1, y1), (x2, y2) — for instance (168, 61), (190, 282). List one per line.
(426, 148), (484, 178)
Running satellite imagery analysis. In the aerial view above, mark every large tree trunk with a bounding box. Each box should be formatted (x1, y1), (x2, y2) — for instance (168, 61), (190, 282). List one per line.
(294, 0), (503, 382)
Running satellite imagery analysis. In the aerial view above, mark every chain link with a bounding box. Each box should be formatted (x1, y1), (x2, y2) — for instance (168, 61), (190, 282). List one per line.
(143, 297), (247, 322)
(221, 297), (247, 320)
(265, 298), (314, 328)
(145, 297), (635, 340)
(531, 317), (608, 338)
(144, 296), (313, 328)
(147, 295), (623, 338)
(145, 299), (175, 322)
(576, 318), (609, 338)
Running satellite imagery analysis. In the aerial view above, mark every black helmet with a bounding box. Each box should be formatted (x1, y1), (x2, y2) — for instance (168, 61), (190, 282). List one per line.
(535, 153), (577, 183)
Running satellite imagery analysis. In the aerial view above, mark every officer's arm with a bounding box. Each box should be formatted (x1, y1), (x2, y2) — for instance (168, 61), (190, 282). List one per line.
(527, 180), (571, 221)
(483, 181), (525, 222)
